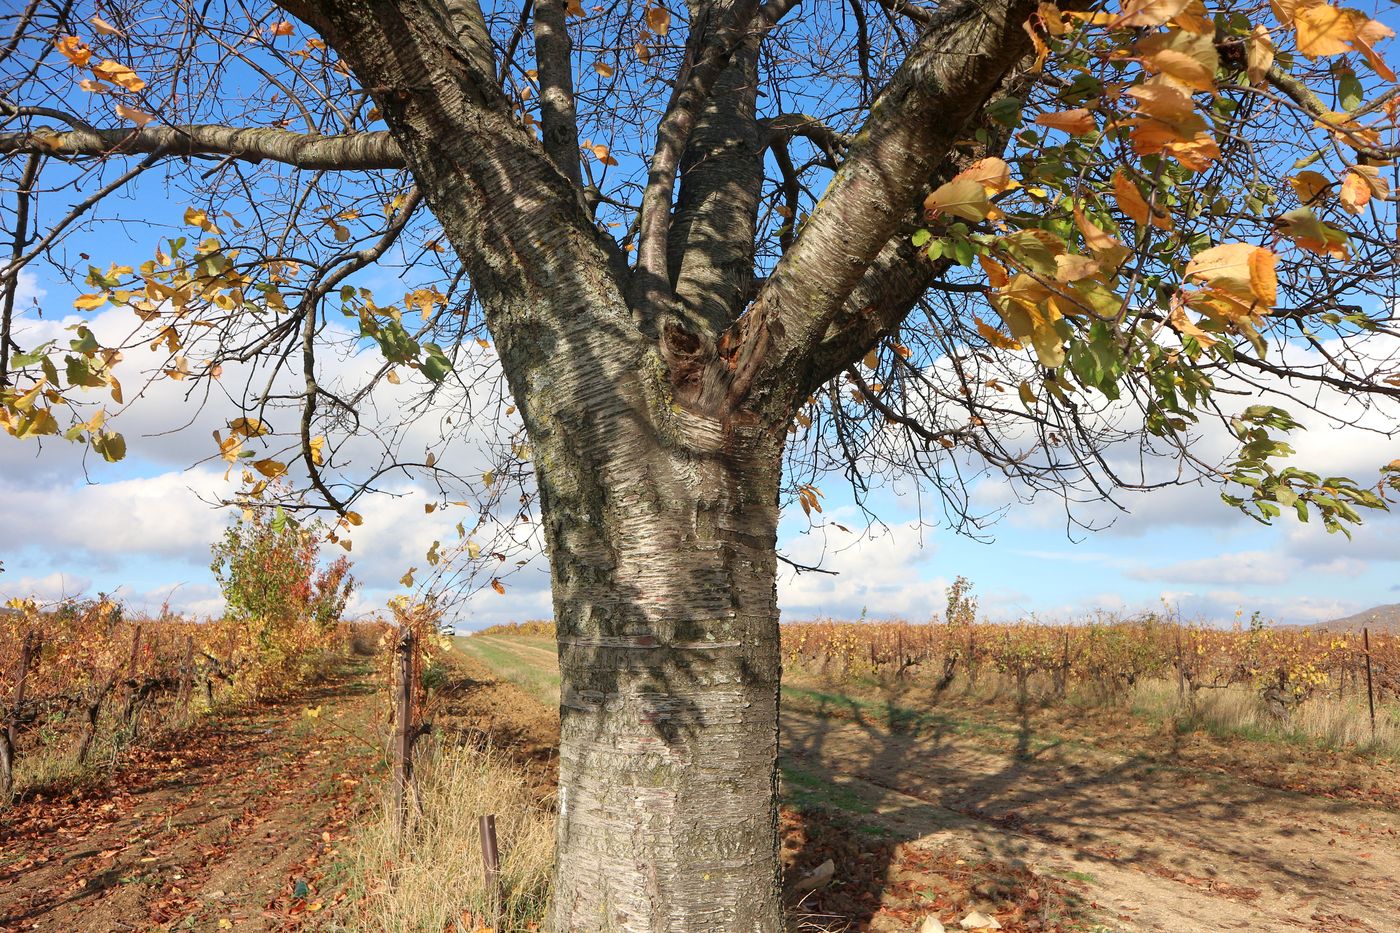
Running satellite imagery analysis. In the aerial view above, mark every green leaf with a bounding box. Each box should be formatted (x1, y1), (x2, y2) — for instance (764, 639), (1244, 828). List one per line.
(1338, 72), (1363, 112)
(9, 341), (54, 368)
(911, 229), (931, 248)
(420, 342), (452, 383)
(92, 430), (126, 462)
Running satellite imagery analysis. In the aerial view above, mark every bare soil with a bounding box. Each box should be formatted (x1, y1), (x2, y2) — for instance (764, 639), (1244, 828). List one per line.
(0, 663), (381, 932)
(460, 634), (1400, 933)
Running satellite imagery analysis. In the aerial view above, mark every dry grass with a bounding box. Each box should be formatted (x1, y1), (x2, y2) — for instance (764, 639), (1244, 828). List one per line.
(1130, 678), (1400, 755)
(337, 739), (554, 932)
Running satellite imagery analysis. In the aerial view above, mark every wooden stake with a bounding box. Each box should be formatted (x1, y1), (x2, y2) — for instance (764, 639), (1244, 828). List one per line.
(1364, 627), (1377, 742)
(393, 627), (416, 836)
(480, 813), (502, 928)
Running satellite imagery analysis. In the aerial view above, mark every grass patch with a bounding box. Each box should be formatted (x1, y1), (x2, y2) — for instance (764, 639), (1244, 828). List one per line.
(333, 739), (553, 932)
(780, 761), (873, 815)
(453, 636), (561, 707)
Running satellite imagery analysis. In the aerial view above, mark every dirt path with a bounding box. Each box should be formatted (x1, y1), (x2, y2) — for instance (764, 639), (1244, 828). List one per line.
(0, 662), (381, 933)
(783, 706), (1400, 932)
(457, 633), (1400, 932)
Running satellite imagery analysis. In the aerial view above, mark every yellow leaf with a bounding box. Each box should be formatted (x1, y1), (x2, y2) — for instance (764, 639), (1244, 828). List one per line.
(1171, 0), (1213, 33)
(1247, 25), (1275, 84)
(1073, 207), (1131, 269)
(1038, 2), (1067, 36)
(1136, 30), (1218, 92)
(956, 157), (1016, 195)
(1113, 0), (1190, 29)
(1289, 170), (1331, 205)
(400, 568), (416, 587)
(923, 177), (991, 221)
(593, 60), (614, 77)
(90, 16), (125, 37)
(229, 417), (269, 437)
(253, 458), (287, 478)
(1054, 253), (1101, 283)
(184, 207), (221, 234)
(346, 511), (363, 526)
(1183, 243), (1278, 307)
(309, 435), (326, 465)
(74, 292), (109, 309)
(269, 20), (295, 36)
(993, 275), (1065, 367)
(467, 539), (481, 559)
(1295, 4), (1364, 58)
(56, 36), (92, 67)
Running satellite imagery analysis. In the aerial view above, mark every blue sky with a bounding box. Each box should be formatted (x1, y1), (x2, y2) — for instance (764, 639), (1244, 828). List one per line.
(2, 5), (1399, 630)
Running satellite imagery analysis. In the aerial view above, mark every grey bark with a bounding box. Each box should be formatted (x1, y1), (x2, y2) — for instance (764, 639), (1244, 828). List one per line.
(0, 123), (404, 169)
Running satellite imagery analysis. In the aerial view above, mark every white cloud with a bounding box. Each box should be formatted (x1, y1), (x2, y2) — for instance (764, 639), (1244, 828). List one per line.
(0, 571), (93, 603)
(778, 515), (948, 621)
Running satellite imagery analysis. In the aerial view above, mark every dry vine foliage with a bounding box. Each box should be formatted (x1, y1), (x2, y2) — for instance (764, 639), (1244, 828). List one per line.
(2, 0), (1400, 928)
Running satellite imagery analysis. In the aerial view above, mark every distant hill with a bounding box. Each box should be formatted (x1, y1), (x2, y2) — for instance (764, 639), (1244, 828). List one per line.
(1313, 604), (1400, 633)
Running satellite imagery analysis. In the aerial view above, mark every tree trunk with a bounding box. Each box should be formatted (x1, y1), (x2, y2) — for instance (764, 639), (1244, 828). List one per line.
(392, 626), (416, 837)
(542, 406), (785, 932)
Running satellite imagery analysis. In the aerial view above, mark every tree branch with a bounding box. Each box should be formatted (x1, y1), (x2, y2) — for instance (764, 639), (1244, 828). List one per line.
(728, 0), (1039, 415)
(533, 0), (583, 188)
(630, 0), (801, 319)
(0, 122), (405, 170)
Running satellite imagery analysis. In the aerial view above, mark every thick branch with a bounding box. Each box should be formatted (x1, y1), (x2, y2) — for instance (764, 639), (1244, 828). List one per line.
(0, 123), (405, 170)
(630, 0), (800, 319)
(731, 0), (1039, 414)
(533, 0), (583, 188)
(872, 0), (935, 28)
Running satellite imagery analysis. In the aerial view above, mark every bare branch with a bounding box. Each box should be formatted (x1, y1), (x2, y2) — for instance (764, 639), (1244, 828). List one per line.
(0, 121), (404, 170)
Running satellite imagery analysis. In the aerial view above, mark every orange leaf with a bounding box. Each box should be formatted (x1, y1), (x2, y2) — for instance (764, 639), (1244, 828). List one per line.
(1294, 4), (1365, 58)
(975, 316), (1022, 350)
(645, 5), (671, 36)
(1034, 108), (1096, 135)
(56, 36), (92, 67)
(1112, 169), (1172, 230)
(90, 59), (146, 91)
(114, 103), (154, 126)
